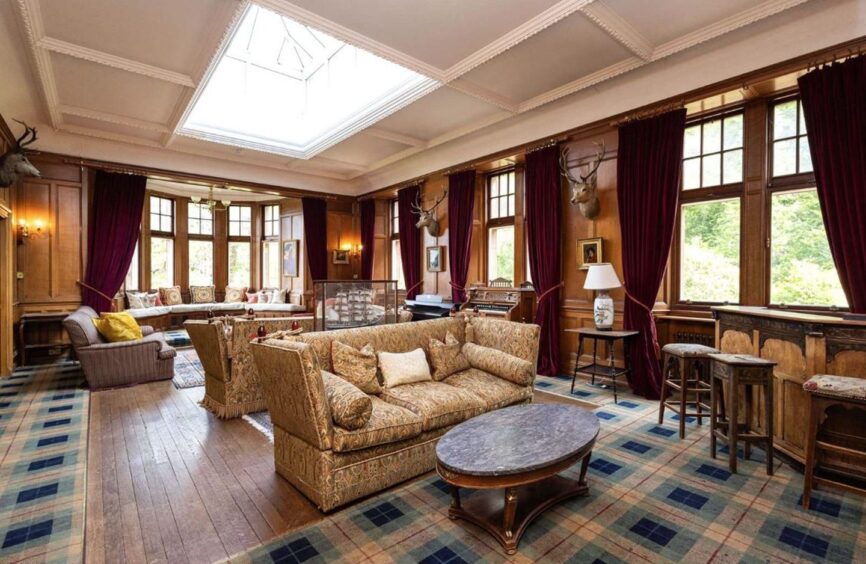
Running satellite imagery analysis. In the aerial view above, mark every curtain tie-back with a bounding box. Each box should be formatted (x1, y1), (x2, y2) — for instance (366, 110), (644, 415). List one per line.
(448, 281), (465, 291)
(77, 280), (118, 312)
(537, 281), (565, 303)
(623, 285), (660, 357)
(405, 280), (424, 296)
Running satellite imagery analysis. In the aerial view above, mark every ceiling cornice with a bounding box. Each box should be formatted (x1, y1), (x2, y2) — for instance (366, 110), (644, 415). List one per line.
(58, 105), (170, 133)
(15, 0), (62, 127)
(446, 80), (519, 113)
(362, 128), (426, 148)
(581, 1), (653, 61)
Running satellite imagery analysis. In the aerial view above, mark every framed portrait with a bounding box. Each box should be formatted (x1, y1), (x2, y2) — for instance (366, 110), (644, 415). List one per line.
(282, 240), (299, 277)
(333, 249), (350, 264)
(577, 237), (602, 270)
(426, 246), (445, 272)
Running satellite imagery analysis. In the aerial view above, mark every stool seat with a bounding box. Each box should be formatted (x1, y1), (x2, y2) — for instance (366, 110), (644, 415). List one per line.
(707, 353), (775, 367)
(804, 374), (866, 400)
(662, 343), (719, 357)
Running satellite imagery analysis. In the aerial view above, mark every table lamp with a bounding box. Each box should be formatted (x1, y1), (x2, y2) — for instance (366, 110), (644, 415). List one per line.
(584, 263), (621, 330)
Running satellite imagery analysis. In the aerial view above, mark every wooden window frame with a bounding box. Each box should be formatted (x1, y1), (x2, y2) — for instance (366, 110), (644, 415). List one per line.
(768, 95), (814, 188)
(486, 169), (516, 227)
(682, 110), (745, 191)
(149, 195), (174, 237)
(390, 199), (399, 239)
(263, 204), (280, 240)
(187, 202), (214, 236)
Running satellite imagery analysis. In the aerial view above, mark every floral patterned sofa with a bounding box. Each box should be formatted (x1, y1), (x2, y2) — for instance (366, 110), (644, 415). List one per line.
(250, 316), (540, 512)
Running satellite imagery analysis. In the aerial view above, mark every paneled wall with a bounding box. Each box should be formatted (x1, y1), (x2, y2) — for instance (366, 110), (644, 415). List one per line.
(0, 133), (13, 375)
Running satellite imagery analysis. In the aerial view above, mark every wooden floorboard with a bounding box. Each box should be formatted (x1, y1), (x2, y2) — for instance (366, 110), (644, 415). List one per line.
(85, 380), (324, 564)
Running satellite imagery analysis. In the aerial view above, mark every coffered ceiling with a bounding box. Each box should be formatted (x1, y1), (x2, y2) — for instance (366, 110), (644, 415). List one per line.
(1, 0), (860, 195)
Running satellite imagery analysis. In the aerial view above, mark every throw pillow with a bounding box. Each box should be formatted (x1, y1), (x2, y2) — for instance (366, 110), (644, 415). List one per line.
(246, 292), (259, 304)
(428, 331), (470, 381)
(159, 286), (183, 306)
(321, 370), (372, 430)
(126, 291), (144, 309)
(141, 292), (159, 308)
(379, 348), (432, 388)
(190, 285), (215, 304)
(462, 342), (534, 386)
(224, 286), (246, 303)
(332, 341), (381, 394)
(92, 312), (143, 342)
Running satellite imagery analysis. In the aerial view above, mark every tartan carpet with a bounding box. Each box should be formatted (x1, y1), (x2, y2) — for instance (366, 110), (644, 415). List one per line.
(0, 360), (87, 563)
(232, 375), (866, 563)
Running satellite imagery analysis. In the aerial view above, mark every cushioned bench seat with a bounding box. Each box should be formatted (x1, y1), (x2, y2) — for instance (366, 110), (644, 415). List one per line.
(127, 302), (307, 330)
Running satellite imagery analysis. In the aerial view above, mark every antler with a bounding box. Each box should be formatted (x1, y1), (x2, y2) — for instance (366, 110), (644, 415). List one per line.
(13, 120), (38, 148)
(579, 141), (606, 182)
(558, 147), (580, 184)
(428, 190), (447, 211)
(410, 193), (424, 214)
(412, 191), (448, 214)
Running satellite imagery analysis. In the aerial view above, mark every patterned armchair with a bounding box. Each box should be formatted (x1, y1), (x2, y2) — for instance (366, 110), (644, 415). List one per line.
(63, 306), (175, 389)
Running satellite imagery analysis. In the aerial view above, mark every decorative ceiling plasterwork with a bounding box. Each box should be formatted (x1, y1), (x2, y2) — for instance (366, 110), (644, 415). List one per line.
(10, 0), (821, 191)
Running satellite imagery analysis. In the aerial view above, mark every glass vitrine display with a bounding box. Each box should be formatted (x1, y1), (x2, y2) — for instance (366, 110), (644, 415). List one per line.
(313, 280), (399, 331)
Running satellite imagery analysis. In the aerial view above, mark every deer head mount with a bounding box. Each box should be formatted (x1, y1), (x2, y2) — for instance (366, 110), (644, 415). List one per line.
(411, 191), (447, 237)
(559, 141), (606, 220)
(0, 121), (40, 188)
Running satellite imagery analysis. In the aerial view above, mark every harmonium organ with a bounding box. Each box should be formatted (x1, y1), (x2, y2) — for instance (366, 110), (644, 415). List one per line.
(460, 286), (536, 323)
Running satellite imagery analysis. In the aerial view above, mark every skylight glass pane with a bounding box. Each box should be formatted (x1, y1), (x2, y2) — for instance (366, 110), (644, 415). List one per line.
(180, 3), (438, 158)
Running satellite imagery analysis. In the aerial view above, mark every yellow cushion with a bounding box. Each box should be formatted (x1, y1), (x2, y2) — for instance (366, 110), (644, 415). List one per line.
(92, 312), (143, 342)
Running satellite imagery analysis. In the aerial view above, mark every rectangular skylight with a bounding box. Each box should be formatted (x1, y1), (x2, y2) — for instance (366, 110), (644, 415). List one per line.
(178, 3), (439, 159)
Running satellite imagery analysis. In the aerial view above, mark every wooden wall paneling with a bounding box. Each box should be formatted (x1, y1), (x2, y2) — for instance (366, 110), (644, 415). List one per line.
(513, 168), (527, 286)
(213, 208), (228, 292)
(17, 179), (51, 303)
(0, 203), (13, 375)
(742, 101), (769, 306)
(372, 199), (389, 280)
(279, 198), (306, 304)
(175, 198), (189, 294)
(52, 183), (84, 302)
(141, 195), (152, 290)
(420, 176), (449, 296)
(250, 204), (262, 291)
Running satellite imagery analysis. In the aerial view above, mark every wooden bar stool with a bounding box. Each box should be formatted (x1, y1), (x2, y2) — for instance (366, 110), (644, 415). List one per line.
(802, 375), (866, 510)
(707, 353), (776, 475)
(658, 343), (719, 438)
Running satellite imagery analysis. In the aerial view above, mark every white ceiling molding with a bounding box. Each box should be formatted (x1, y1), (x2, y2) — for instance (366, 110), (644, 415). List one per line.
(58, 105), (169, 133)
(362, 128), (427, 148)
(62, 123), (164, 148)
(581, 1), (653, 61)
(446, 80), (520, 113)
(14, 0), (62, 127)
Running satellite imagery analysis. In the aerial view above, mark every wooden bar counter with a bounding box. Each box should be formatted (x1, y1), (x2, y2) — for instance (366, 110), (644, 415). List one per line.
(712, 306), (866, 466)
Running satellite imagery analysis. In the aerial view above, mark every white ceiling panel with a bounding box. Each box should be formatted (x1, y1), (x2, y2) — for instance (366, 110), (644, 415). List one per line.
(284, 0), (563, 69)
(51, 53), (184, 123)
(319, 135), (407, 167)
(373, 87), (508, 141)
(461, 12), (633, 102)
(61, 114), (165, 143)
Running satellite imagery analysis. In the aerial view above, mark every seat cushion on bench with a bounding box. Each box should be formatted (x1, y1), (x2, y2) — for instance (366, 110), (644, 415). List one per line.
(379, 381), (485, 431)
(444, 368), (533, 410)
(332, 397), (423, 453)
(803, 374), (866, 400)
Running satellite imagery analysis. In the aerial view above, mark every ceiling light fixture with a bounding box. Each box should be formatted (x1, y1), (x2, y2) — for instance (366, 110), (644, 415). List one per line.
(191, 185), (232, 212)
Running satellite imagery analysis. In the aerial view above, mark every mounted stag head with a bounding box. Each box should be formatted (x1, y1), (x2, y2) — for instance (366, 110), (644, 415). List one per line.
(559, 141), (606, 220)
(411, 191), (447, 237)
(0, 121), (40, 188)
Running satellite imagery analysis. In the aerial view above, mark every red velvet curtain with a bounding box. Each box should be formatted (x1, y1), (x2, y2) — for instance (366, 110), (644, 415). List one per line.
(447, 170), (476, 303)
(360, 199), (376, 280)
(617, 109), (687, 399)
(798, 56), (866, 313)
(398, 185), (422, 300)
(302, 197), (328, 281)
(526, 145), (562, 376)
(82, 171), (146, 313)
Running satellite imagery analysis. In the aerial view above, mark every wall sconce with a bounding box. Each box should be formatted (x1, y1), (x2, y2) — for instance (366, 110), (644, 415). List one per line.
(17, 219), (43, 243)
(344, 243), (363, 258)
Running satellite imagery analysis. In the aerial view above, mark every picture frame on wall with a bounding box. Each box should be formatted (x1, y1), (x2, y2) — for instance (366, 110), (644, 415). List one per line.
(577, 237), (602, 270)
(333, 249), (350, 265)
(282, 240), (299, 277)
(426, 246), (445, 272)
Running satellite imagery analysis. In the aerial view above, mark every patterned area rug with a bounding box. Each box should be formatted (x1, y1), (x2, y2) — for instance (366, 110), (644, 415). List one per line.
(164, 329), (192, 348)
(232, 374), (866, 563)
(0, 361), (88, 562)
(172, 348), (205, 389)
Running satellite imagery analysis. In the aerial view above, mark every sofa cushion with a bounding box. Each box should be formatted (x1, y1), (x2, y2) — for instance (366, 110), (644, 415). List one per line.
(462, 342), (534, 386)
(321, 370), (372, 430)
(380, 381), (485, 431)
(126, 291), (145, 309)
(225, 286), (246, 303)
(190, 285), (215, 304)
(379, 348), (432, 388)
(429, 331), (470, 381)
(126, 306), (172, 318)
(332, 341), (381, 394)
(332, 397), (423, 453)
(444, 368), (533, 410)
(92, 312), (143, 342)
(159, 286), (183, 306)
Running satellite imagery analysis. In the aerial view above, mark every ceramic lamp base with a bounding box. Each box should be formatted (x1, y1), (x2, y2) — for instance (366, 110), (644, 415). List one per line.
(594, 291), (614, 330)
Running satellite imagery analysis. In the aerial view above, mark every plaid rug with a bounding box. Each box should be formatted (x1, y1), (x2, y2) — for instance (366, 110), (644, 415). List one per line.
(164, 329), (192, 348)
(172, 348), (205, 389)
(0, 361), (87, 562)
(232, 374), (866, 563)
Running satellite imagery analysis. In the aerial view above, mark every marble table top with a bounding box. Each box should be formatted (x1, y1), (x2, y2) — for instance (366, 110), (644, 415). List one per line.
(436, 404), (600, 477)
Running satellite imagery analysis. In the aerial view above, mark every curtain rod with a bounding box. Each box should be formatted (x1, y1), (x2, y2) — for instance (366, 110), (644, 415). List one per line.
(611, 99), (685, 128)
(806, 46), (864, 72)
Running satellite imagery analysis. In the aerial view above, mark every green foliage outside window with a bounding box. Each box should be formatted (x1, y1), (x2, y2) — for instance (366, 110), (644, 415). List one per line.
(681, 199), (740, 303)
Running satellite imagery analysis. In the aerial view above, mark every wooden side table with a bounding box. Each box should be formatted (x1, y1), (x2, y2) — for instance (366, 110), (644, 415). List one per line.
(18, 312), (73, 366)
(566, 328), (639, 403)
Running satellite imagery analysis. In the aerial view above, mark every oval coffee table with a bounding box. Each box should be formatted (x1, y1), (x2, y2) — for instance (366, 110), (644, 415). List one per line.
(436, 403), (599, 555)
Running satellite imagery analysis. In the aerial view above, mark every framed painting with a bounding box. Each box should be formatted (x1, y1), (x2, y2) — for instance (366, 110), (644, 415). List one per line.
(333, 249), (350, 265)
(282, 240), (299, 277)
(426, 246), (445, 272)
(577, 237), (602, 270)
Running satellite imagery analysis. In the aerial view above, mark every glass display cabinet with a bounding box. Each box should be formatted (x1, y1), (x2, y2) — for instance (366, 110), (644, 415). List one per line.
(313, 280), (399, 331)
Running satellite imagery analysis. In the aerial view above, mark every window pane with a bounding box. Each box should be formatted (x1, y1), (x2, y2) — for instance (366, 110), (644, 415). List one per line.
(799, 137), (813, 173)
(723, 114), (743, 149)
(161, 217), (172, 233)
(702, 153), (721, 187)
(683, 125), (701, 158)
(228, 242), (251, 287)
(683, 158), (701, 190)
(490, 176), (499, 197)
(151, 237), (174, 288)
(391, 239), (404, 290)
(189, 240), (213, 286)
(150, 214), (160, 231)
(799, 104), (807, 133)
(702, 119), (721, 153)
(161, 199), (172, 215)
(774, 100), (798, 139)
(125, 242), (139, 291)
(229, 207), (239, 221)
(508, 195), (515, 217)
(189, 218), (200, 234)
(773, 139), (797, 176)
(262, 240), (281, 288)
(771, 190), (846, 307)
(202, 218), (213, 236)
(240, 222), (251, 237)
(241, 207), (251, 221)
(499, 197), (508, 218)
(488, 225), (514, 283)
(723, 149), (743, 184)
(680, 199), (740, 303)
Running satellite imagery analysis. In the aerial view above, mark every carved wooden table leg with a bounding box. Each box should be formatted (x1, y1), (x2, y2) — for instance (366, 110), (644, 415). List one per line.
(450, 485), (461, 513)
(503, 487), (518, 554)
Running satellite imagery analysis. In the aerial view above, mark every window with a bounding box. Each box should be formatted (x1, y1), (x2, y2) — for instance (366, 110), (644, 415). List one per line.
(262, 204), (281, 288)
(682, 113), (743, 189)
(680, 199), (741, 303)
(150, 196), (174, 234)
(228, 205), (252, 236)
(263, 205), (280, 238)
(390, 200), (404, 289)
(488, 225), (515, 283)
(151, 237), (174, 288)
(391, 199), (400, 236)
(488, 170), (515, 220)
(770, 189), (845, 307)
(771, 98), (812, 177)
(189, 240), (214, 286)
(124, 242), (139, 291)
(228, 242), (251, 287)
(188, 203), (213, 235)
(486, 171), (515, 283)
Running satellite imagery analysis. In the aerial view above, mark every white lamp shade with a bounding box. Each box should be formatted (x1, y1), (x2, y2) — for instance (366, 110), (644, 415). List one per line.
(584, 263), (621, 290)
